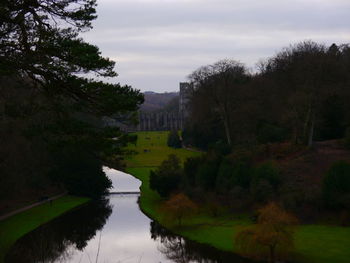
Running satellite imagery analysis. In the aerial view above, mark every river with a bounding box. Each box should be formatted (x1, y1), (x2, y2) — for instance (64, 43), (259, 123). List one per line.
(6, 167), (250, 263)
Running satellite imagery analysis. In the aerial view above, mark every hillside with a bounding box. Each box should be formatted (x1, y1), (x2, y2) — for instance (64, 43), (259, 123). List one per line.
(275, 140), (350, 220)
(140, 91), (179, 112)
(126, 132), (350, 263)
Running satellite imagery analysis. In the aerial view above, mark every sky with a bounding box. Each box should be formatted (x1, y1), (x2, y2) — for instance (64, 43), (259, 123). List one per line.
(83, 0), (350, 93)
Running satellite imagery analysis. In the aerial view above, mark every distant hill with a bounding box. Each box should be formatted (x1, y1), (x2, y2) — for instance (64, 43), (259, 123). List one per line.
(140, 91), (179, 113)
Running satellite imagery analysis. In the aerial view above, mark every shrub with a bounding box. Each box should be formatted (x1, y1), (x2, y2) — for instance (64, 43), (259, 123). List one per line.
(231, 160), (252, 189)
(161, 193), (197, 226)
(216, 158), (252, 193)
(250, 179), (274, 202)
(323, 161), (350, 209)
(195, 161), (218, 190)
(252, 161), (280, 188)
(216, 159), (233, 193)
(149, 154), (183, 198)
(183, 156), (202, 188)
(251, 161), (280, 202)
(235, 202), (298, 263)
(257, 123), (287, 144)
(208, 140), (231, 155)
(167, 130), (182, 148)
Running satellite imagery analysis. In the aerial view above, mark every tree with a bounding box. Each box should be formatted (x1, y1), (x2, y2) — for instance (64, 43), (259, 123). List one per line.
(188, 59), (250, 146)
(0, 1), (144, 200)
(183, 156), (202, 188)
(50, 149), (112, 198)
(162, 193), (197, 226)
(262, 41), (339, 146)
(323, 161), (350, 209)
(167, 130), (182, 148)
(0, 0), (143, 124)
(235, 202), (298, 263)
(317, 95), (346, 140)
(150, 154), (183, 198)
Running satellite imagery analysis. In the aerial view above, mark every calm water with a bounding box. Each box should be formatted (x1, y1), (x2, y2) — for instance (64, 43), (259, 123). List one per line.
(6, 168), (250, 263)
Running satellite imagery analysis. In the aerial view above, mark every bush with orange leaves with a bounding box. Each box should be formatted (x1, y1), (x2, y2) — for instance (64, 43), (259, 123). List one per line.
(235, 202), (298, 263)
(161, 193), (198, 226)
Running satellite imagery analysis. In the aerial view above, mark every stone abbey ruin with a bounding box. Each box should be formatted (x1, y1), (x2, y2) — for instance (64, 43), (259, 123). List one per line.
(102, 82), (192, 131)
(137, 82), (192, 131)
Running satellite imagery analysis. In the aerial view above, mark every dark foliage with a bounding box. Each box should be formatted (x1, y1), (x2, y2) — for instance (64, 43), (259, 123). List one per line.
(50, 149), (111, 198)
(323, 161), (350, 209)
(149, 154), (183, 198)
(0, 0), (143, 200)
(251, 161), (280, 202)
(167, 130), (182, 148)
(317, 95), (346, 140)
(183, 156), (202, 188)
(184, 42), (350, 149)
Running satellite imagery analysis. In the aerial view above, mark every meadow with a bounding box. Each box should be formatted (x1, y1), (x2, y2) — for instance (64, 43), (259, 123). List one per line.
(126, 131), (350, 263)
(125, 131), (201, 167)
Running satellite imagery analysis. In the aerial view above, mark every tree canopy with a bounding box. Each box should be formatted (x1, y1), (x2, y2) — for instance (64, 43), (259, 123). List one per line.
(0, 0), (143, 115)
(0, 0), (144, 200)
(184, 41), (350, 149)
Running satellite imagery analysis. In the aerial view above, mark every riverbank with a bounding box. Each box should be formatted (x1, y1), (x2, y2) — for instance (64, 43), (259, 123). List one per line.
(0, 195), (89, 262)
(126, 131), (350, 263)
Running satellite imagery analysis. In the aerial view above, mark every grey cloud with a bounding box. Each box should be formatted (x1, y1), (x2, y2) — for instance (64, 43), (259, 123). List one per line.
(82, 0), (350, 92)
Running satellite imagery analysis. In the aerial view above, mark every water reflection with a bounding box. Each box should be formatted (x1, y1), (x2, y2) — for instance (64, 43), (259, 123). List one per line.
(6, 199), (112, 263)
(6, 169), (252, 263)
(103, 167), (141, 193)
(150, 221), (251, 263)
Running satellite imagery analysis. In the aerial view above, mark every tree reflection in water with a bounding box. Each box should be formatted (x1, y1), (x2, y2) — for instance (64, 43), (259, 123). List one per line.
(150, 221), (253, 263)
(6, 198), (112, 263)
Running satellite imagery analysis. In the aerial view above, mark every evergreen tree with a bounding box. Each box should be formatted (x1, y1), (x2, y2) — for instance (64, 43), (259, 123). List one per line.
(0, 0), (144, 198)
(167, 130), (182, 148)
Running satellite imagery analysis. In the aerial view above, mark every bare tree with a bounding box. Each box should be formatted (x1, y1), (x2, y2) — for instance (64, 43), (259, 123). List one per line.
(188, 59), (250, 146)
(262, 41), (337, 146)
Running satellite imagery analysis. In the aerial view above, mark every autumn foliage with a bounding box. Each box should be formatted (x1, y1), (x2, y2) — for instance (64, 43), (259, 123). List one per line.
(235, 202), (298, 263)
(162, 193), (198, 226)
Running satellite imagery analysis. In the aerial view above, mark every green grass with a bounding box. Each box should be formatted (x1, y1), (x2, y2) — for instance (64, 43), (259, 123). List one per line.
(294, 225), (350, 263)
(126, 131), (350, 263)
(0, 195), (89, 262)
(126, 131), (201, 167)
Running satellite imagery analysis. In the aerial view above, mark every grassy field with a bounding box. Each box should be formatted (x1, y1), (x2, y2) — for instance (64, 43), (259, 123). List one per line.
(126, 131), (350, 263)
(0, 195), (89, 262)
(126, 131), (201, 167)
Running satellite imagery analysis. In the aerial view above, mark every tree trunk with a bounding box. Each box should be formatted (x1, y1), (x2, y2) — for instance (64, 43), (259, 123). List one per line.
(223, 118), (232, 146)
(303, 106), (311, 140)
(308, 111), (315, 147)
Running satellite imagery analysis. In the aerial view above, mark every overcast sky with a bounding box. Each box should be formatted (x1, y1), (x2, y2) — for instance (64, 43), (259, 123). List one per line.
(83, 0), (350, 93)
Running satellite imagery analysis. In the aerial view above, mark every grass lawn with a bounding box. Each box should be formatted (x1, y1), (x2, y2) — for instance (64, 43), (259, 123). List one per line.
(126, 131), (350, 263)
(0, 195), (89, 262)
(126, 131), (201, 167)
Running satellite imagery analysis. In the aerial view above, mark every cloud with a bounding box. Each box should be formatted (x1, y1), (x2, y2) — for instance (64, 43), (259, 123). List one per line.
(82, 0), (350, 92)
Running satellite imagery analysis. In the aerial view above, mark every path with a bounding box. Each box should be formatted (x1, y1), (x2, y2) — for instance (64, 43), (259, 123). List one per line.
(0, 192), (67, 221)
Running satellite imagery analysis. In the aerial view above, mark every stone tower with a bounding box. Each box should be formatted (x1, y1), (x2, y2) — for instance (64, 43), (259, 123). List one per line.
(179, 82), (192, 129)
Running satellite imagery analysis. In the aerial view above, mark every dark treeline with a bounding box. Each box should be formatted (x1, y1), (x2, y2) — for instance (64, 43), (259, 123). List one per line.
(183, 41), (350, 149)
(152, 41), (350, 223)
(0, 0), (143, 203)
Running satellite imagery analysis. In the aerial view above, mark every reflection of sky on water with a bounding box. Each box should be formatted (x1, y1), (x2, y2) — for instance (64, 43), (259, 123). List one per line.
(7, 168), (244, 263)
(63, 170), (171, 263)
(103, 167), (141, 192)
